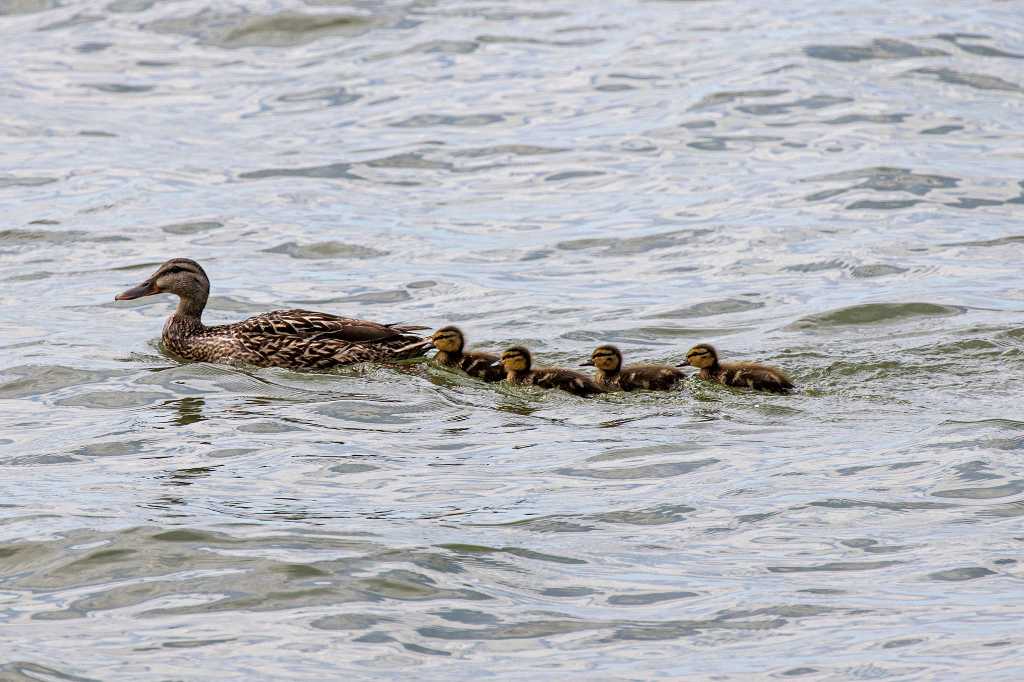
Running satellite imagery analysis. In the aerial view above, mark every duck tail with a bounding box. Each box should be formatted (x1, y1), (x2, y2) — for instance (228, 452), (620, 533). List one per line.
(387, 322), (431, 333)
(391, 337), (434, 358)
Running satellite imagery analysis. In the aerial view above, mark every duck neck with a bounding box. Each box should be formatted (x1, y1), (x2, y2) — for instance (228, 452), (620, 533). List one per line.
(699, 361), (720, 380)
(435, 349), (462, 366)
(596, 367), (618, 384)
(165, 295), (207, 340)
(507, 369), (529, 383)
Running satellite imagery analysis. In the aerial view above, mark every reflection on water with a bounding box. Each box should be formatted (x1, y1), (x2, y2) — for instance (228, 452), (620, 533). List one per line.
(2, 0), (1024, 678)
(166, 396), (206, 426)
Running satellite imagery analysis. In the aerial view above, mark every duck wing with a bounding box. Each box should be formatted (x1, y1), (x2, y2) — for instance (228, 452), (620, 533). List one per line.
(621, 365), (686, 391)
(529, 368), (606, 397)
(722, 362), (794, 394)
(460, 351), (505, 382)
(234, 309), (426, 344)
(225, 331), (428, 369)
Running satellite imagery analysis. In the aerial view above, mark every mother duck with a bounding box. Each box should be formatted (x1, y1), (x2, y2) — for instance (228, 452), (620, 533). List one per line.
(115, 258), (429, 369)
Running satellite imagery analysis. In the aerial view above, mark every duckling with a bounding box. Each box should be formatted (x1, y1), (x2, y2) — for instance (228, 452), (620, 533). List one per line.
(498, 346), (605, 397)
(114, 258), (430, 369)
(582, 345), (686, 391)
(428, 325), (506, 382)
(680, 343), (793, 394)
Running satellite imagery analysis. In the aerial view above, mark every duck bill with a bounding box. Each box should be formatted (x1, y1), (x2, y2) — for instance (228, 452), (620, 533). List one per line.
(115, 279), (159, 301)
(676, 360), (691, 367)
(580, 360), (594, 367)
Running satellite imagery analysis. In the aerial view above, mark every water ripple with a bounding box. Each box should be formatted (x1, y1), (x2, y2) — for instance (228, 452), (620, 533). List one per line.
(2, 0), (1023, 678)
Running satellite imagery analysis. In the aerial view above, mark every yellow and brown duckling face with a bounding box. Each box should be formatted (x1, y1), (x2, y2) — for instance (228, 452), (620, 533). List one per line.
(681, 344), (718, 369)
(431, 326), (465, 353)
(499, 346), (532, 373)
(116, 258), (210, 303)
(583, 345), (622, 372)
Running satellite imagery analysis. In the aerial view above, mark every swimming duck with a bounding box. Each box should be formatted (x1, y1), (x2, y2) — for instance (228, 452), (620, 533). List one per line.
(115, 258), (430, 369)
(680, 344), (793, 394)
(498, 346), (605, 397)
(582, 345), (686, 391)
(424, 325), (506, 382)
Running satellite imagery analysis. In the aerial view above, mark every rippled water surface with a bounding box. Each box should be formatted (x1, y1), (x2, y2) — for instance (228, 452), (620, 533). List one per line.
(2, 1), (1024, 679)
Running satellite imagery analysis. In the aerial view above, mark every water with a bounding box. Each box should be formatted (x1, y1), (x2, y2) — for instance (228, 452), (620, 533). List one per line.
(2, 0), (1023, 678)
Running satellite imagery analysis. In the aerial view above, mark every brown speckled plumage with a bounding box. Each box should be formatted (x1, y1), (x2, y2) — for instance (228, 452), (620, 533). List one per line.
(682, 343), (793, 394)
(584, 345), (685, 392)
(500, 346), (605, 397)
(116, 258), (429, 369)
(428, 326), (505, 382)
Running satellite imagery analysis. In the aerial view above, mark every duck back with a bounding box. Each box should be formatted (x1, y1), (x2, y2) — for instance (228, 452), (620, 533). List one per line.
(438, 350), (505, 382)
(167, 309), (429, 368)
(525, 368), (605, 397)
(616, 364), (686, 391)
(718, 362), (793, 394)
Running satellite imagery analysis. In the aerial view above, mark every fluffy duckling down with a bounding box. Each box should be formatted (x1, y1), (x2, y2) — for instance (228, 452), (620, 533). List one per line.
(680, 344), (793, 394)
(498, 346), (605, 397)
(583, 345), (685, 391)
(428, 326), (505, 382)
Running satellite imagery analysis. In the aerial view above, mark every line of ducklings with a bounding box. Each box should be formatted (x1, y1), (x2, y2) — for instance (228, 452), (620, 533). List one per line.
(114, 259), (794, 397)
(412, 326), (794, 397)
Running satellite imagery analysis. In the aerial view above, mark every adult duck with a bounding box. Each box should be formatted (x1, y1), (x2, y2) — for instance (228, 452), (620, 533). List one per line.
(115, 258), (429, 369)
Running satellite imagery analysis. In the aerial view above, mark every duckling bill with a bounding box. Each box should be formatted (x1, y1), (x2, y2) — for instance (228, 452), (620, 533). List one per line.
(680, 344), (793, 394)
(498, 346), (605, 397)
(115, 258), (430, 369)
(582, 345), (685, 391)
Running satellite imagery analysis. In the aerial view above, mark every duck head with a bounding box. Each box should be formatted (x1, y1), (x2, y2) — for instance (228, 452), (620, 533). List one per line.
(582, 345), (622, 372)
(431, 326), (465, 353)
(116, 258), (210, 315)
(498, 346), (532, 373)
(679, 343), (718, 369)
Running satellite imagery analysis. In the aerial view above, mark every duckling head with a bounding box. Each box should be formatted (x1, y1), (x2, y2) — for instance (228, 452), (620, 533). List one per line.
(116, 258), (210, 314)
(582, 345), (622, 372)
(680, 343), (718, 369)
(431, 326), (465, 353)
(500, 346), (532, 373)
